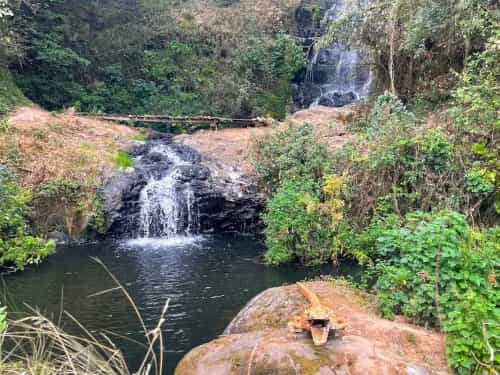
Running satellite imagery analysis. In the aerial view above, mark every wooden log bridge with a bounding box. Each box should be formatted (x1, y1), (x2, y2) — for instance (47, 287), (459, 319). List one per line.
(77, 113), (271, 129)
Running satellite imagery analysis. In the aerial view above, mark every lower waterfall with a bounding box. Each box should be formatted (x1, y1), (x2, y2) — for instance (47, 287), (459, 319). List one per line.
(138, 144), (199, 238)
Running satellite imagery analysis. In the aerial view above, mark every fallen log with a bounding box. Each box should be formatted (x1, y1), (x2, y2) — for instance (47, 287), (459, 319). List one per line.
(77, 113), (271, 129)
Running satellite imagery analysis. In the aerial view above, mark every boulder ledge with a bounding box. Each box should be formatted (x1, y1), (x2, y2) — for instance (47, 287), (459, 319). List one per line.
(175, 281), (452, 375)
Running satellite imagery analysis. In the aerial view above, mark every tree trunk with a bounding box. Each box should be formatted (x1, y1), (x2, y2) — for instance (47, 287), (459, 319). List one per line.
(388, 2), (397, 95)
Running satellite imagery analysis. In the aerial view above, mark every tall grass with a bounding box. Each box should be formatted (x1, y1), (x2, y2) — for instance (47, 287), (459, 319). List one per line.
(0, 258), (169, 375)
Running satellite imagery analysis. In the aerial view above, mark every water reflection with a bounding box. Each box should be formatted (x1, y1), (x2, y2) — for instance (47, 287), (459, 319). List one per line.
(3, 235), (354, 374)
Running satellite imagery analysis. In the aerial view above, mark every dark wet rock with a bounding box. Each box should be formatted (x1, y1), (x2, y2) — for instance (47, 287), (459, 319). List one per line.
(318, 92), (357, 107)
(47, 230), (70, 245)
(100, 173), (136, 227)
(102, 137), (264, 237)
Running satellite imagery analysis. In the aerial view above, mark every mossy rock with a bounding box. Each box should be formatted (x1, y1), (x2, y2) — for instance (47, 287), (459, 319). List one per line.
(176, 282), (452, 375)
(224, 285), (306, 335)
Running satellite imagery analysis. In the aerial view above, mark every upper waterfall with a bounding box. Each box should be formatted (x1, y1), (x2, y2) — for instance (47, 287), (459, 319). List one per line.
(295, 0), (373, 108)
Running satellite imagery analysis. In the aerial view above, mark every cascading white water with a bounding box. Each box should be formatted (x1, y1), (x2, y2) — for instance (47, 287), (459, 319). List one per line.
(138, 144), (199, 238)
(307, 0), (373, 107)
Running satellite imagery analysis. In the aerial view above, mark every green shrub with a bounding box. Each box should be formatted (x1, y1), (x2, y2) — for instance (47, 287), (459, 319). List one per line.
(0, 69), (28, 115)
(250, 123), (331, 195)
(0, 167), (55, 272)
(361, 210), (499, 374)
(450, 32), (500, 135)
(264, 179), (333, 265)
(264, 174), (351, 266)
(368, 92), (414, 132)
(334, 90), (498, 226)
(466, 165), (496, 195)
(113, 151), (134, 171)
(88, 198), (108, 235)
(35, 180), (83, 199)
(234, 33), (305, 119)
(450, 34), (499, 215)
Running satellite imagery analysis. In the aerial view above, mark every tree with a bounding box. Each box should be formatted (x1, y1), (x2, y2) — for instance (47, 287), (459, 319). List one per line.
(318, 0), (498, 99)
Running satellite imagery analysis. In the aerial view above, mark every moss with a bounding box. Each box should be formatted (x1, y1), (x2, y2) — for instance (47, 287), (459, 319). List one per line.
(131, 134), (147, 142)
(113, 150), (134, 171)
(229, 351), (246, 371)
(288, 346), (335, 375)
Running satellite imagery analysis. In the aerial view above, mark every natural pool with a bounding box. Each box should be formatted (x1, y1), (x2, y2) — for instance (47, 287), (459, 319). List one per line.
(3, 235), (356, 374)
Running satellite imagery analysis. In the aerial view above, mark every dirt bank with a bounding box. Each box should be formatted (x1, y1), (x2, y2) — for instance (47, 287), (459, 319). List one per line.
(176, 105), (360, 178)
(1, 106), (140, 238)
(2, 106), (139, 187)
(176, 281), (451, 375)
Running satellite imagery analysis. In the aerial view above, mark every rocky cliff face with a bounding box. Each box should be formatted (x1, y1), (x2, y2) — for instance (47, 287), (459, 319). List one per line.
(101, 134), (264, 238)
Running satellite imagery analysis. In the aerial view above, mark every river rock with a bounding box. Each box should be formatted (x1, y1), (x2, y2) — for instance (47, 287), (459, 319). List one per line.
(175, 281), (452, 375)
(318, 92), (357, 108)
(47, 230), (70, 245)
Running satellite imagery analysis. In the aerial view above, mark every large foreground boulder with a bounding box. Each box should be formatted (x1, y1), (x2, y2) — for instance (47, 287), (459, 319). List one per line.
(176, 281), (451, 375)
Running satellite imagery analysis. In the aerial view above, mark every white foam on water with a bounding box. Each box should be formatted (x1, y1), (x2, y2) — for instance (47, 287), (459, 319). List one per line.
(124, 236), (204, 249)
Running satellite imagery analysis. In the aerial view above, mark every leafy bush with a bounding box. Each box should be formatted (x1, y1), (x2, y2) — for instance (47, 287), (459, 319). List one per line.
(234, 33), (305, 119)
(8, 1), (305, 120)
(88, 197), (108, 235)
(264, 175), (348, 265)
(450, 33), (499, 214)
(466, 165), (495, 195)
(361, 210), (499, 374)
(320, 0), (497, 99)
(250, 123), (331, 195)
(0, 167), (55, 272)
(334, 91), (497, 227)
(367, 92), (413, 131)
(450, 32), (500, 135)
(0, 69), (28, 115)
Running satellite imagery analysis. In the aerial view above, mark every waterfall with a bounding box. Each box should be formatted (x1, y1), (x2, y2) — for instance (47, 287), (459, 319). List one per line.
(138, 144), (199, 239)
(299, 0), (373, 108)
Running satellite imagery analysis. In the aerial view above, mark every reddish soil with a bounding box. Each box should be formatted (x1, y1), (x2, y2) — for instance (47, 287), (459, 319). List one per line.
(176, 105), (360, 176)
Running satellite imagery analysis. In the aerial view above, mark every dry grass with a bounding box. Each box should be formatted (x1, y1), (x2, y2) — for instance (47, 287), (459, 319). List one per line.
(0, 258), (169, 375)
(0, 106), (140, 237)
(1, 106), (139, 189)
